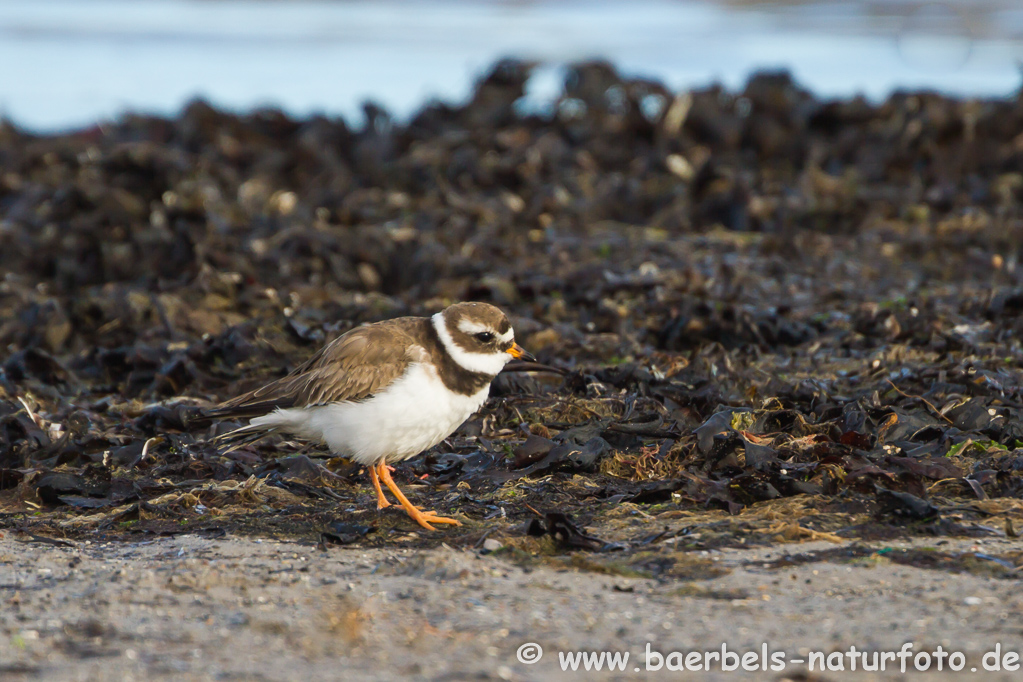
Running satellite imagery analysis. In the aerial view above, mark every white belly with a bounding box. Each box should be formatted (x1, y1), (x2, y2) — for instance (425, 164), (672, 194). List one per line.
(251, 363), (490, 464)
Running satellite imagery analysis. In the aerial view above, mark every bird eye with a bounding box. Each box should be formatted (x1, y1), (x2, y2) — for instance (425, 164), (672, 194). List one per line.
(474, 331), (495, 343)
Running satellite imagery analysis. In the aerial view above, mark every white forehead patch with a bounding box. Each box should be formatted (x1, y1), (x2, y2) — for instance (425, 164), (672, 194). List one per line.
(457, 319), (490, 335)
(456, 318), (514, 344)
(435, 313), (512, 376)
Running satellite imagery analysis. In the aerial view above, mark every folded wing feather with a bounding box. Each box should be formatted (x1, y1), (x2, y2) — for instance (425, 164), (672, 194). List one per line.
(207, 319), (424, 421)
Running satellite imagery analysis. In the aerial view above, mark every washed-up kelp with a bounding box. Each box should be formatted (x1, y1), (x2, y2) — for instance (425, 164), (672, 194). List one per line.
(3, 61), (1023, 558)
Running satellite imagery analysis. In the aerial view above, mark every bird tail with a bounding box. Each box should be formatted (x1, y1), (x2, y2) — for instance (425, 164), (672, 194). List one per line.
(209, 420), (278, 453)
(202, 394), (295, 453)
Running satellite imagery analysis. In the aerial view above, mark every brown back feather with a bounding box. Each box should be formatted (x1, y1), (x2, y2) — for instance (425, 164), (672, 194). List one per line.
(208, 318), (426, 419)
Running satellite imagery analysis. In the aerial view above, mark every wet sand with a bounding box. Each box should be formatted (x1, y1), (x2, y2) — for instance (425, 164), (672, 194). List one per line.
(2, 532), (1022, 681)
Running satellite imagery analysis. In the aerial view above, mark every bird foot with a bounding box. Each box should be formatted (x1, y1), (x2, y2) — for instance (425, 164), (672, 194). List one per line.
(368, 464), (392, 509)
(406, 508), (462, 531)
(376, 462), (462, 531)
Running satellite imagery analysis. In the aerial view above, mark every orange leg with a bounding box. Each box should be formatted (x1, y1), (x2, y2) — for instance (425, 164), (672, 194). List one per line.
(368, 464), (391, 509)
(377, 462), (461, 531)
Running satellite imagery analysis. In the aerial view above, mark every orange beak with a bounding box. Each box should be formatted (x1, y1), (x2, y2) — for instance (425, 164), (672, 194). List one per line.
(506, 343), (536, 362)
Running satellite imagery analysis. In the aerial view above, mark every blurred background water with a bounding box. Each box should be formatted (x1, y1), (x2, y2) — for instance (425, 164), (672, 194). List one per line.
(2, 0), (1022, 132)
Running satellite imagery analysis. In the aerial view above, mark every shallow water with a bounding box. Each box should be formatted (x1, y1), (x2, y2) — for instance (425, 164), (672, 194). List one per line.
(1, 0), (1022, 131)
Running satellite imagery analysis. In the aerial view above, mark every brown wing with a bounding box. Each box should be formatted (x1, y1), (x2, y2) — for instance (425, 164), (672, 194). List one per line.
(207, 318), (425, 420)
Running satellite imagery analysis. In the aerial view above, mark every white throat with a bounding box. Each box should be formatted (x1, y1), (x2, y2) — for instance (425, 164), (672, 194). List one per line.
(432, 312), (511, 376)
